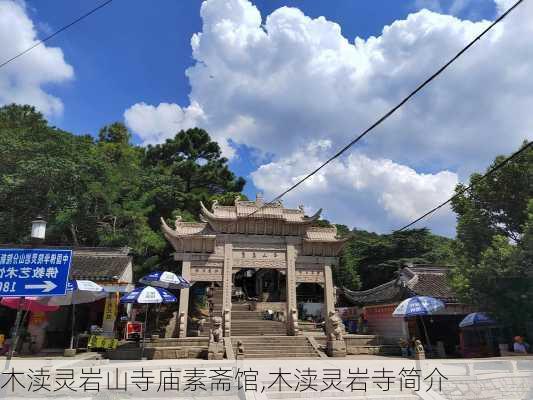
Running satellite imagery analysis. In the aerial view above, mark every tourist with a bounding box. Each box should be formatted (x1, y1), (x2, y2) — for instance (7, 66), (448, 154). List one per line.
(513, 336), (530, 354)
(399, 338), (409, 357)
(361, 314), (369, 334)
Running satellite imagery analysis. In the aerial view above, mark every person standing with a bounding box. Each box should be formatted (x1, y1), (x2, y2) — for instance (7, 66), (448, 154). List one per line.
(513, 336), (530, 353)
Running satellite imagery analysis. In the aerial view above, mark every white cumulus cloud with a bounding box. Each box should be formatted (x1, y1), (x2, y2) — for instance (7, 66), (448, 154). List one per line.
(251, 140), (458, 235)
(0, 0), (73, 115)
(124, 0), (533, 233)
(124, 101), (206, 145)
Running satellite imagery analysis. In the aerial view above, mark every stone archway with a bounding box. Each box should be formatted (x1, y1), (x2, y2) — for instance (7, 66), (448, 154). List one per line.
(161, 195), (347, 337)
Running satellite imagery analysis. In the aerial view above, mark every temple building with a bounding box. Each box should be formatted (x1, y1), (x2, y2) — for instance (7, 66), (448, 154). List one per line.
(161, 194), (347, 338)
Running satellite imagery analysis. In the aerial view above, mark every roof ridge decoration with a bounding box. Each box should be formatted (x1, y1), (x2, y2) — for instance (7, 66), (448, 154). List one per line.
(198, 199), (322, 223)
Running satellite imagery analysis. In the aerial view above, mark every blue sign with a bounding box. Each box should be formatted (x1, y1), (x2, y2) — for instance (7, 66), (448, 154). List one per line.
(0, 249), (72, 297)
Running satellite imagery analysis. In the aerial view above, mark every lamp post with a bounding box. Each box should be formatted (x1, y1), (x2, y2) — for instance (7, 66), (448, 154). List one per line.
(31, 215), (47, 243)
(7, 216), (47, 361)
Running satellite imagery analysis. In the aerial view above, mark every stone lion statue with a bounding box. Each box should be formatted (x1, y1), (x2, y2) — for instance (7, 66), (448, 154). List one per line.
(210, 316), (223, 343)
(328, 313), (344, 341)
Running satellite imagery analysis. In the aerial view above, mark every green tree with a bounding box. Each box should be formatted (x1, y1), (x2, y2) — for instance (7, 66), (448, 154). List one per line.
(331, 225), (455, 290)
(142, 128), (245, 223)
(0, 105), (247, 280)
(450, 142), (533, 332)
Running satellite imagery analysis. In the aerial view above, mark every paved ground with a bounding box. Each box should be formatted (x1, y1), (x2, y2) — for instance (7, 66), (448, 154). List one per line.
(0, 351), (102, 360)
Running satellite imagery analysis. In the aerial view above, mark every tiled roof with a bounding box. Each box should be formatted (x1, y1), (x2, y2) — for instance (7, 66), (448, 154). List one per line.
(69, 254), (131, 281)
(172, 222), (214, 236)
(342, 280), (405, 305)
(305, 227), (340, 241)
(405, 266), (456, 301)
(340, 264), (457, 306)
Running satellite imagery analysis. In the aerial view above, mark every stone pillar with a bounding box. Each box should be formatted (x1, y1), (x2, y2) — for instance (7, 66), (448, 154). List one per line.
(222, 243), (233, 336)
(286, 242), (298, 335)
(178, 260), (191, 338)
(323, 264), (335, 334)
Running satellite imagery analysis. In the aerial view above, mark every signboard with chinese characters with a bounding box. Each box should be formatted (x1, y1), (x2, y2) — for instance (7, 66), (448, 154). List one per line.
(0, 249), (72, 297)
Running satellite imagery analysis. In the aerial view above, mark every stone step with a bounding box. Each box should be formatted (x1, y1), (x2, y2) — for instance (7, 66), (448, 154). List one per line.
(231, 311), (264, 319)
(231, 320), (285, 326)
(233, 337), (310, 343)
(347, 345), (402, 356)
(238, 353), (320, 359)
(231, 331), (287, 336)
(238, 346), (315, 353)
(232, 303), (252, 311)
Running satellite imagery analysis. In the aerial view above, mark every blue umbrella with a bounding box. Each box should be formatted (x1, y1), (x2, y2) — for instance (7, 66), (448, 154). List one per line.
(120, 286), (177, 357)
(139, 271), (190, 289)
(138, 272), (189, 335)
(120, 286), (177, 304)
(459, 312), (496, 328)
(393, 296), (445, 317)
(393, 296), (446, 349)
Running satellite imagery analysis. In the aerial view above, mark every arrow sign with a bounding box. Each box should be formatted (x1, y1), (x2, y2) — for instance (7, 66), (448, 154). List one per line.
(0, 249), (72, 297)
(24, 281), (57, 293)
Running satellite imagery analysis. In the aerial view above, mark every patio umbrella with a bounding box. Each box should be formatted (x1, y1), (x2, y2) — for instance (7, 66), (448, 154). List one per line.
(459, 312), (496, 328)
(393, 296), (446, 350)
(1, 297), (59, 360)
(39, 280), (107, 352)
(1, 297), (59, 313)
(120, 286), (177, 357)
(139, 271), (190, 330)
(139, 271), (190, 289)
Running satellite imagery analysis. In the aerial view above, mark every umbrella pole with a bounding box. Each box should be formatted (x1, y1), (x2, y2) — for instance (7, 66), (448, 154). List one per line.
(155, 303), (161, 336)
(420, 315), (432, 354)
(7, 297), (25, 361)
(69, 304), (76, 350)
(141, 304), (148, 359)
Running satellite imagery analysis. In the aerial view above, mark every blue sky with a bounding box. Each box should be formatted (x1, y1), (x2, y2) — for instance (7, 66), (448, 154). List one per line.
(30, 0), (494, 194)
(3, 0), (529, 236)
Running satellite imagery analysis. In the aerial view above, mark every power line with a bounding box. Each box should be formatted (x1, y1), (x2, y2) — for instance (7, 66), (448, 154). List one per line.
(0, 0), (113, 70)
(245, 0), (525, 218)
(395, 140), (532, 232)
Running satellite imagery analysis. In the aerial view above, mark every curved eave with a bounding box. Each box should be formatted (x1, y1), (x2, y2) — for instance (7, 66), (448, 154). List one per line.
(160, 217), (216, 239)
(200, 201), (235, 221)
(303, 237), (349, 244)
(303, 208), (322, 223)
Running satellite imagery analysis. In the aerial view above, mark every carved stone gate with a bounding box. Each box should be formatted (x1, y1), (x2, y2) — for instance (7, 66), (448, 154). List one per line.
(161, 195), (347, 337)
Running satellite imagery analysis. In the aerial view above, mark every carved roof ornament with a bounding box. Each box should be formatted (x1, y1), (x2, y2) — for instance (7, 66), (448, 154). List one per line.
(162, 195), (347, 255)
(198, 196), (322, 224)
(255, 192), (264, 207)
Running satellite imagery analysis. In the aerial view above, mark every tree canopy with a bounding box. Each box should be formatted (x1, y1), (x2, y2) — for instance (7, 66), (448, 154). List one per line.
(0, 104), (245, 276)
(333, 225), (456, 290)
(450, 141), (533, 332)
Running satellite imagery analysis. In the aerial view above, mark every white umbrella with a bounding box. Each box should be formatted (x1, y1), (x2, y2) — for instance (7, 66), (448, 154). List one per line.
(139, 271), (190, 289)
(41, 280), (107, 352)
(44, 280), (106, 306)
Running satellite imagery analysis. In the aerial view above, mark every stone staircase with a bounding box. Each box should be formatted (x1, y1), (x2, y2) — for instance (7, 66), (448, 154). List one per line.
(195, 286), (224, 337)
(231, 335), (322, 359)
(106, 337), (208, 360)
(313, 334), (401, 356)
(231, 302), (287, 336)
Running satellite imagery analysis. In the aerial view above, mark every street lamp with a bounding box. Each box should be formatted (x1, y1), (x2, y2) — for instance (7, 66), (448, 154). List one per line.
(31, 215), (47, 241)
